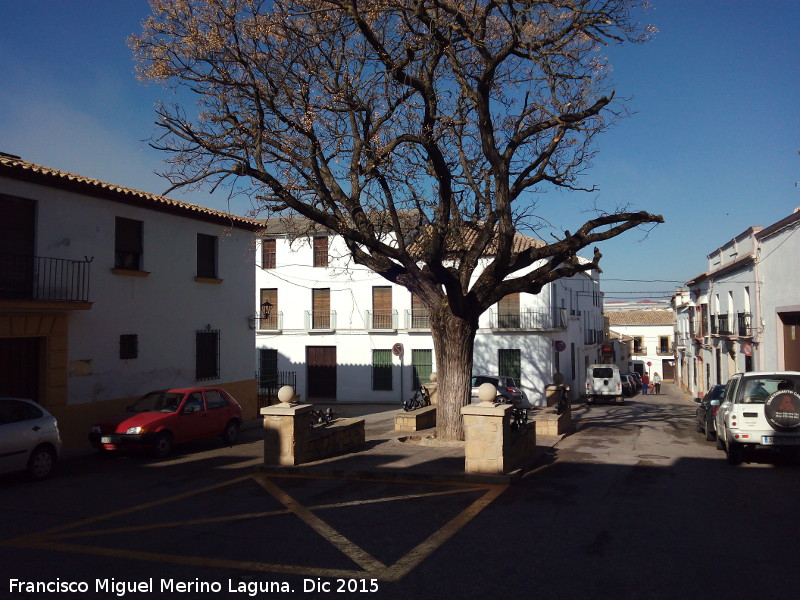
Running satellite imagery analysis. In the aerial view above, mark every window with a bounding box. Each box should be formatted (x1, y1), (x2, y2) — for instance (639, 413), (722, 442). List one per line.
(258, 348), (279, 391)
(313, 236), (328, 267)
(498, 293), (520, 328)
(658, 336), (670, 354)
(498, 349), (521, 385)
(196, 329), (220, 381)
(312, 288), (331, 329)
(372, 349), (393, 391)
(119, 334), (138, 360)
(372, 286), (393, 329)
(205, 389), (229, 410)
(260, 288), (278, 329)
(115, 217), (143, 270)
(410, 293), (430, 329)
(196, 233), (218, 278)
(412, 349), (433, 389)
(633, 336), (644, 354)
(261, 238), (276, 269)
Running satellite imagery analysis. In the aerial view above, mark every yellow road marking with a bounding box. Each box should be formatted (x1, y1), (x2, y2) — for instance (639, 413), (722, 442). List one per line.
(2, 473), (508, 581)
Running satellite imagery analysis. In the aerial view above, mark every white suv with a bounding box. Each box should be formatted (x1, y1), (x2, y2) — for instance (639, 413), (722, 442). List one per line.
(715, 371), (800, 465)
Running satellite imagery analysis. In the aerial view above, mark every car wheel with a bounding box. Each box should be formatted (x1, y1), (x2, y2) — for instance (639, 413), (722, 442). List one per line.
(716, 434), (724, 450)
(27, 445), (56, 480)
(726, 441), (743, 465)
(704, 422), (716, 441)
(696, 418), (703, 433)
(222, 420), (240, 445)
(151, 432), (173, 458)
(616, 397), (624, 405)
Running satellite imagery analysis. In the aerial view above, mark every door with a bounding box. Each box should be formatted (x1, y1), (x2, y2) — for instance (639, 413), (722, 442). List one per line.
(177, 392), (210, 441)
(662, 359), (675, 381)
(781, 313), (800, 371)
(0, 399), (44, 474)
(0, 337), (41, 403)
(307, 346), (337, 399)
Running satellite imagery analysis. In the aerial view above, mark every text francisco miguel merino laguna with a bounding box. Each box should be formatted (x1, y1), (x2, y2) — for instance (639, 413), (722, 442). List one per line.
(9, 577), (381, 596)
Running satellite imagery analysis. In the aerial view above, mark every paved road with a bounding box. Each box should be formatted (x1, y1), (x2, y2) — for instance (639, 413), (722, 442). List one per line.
(2, 384), (800, 599)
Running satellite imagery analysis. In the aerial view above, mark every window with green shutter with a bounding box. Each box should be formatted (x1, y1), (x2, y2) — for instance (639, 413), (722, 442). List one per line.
(498, 349), (521, 385)
(372, 349), (392, 390)
(412, 349), (433, 389)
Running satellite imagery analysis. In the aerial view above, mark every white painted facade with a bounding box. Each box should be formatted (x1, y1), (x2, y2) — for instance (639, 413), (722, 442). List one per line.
(0, 155), (259, 446)
(605, 310), (676, 381)
(677, 208), (800, 395)
(255, 229), (603, 406)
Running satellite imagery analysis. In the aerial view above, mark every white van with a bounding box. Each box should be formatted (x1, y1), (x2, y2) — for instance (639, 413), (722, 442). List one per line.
(585, 364), (624, 405)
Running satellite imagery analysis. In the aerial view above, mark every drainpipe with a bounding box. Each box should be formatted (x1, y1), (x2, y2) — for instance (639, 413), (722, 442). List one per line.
(753, 241), (764, 371)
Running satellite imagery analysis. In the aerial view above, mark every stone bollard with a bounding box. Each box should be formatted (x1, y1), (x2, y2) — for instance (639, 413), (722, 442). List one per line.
(261, 385), (313, 465)
(461, 383), (536, 475)
(423, 372), (439, 405)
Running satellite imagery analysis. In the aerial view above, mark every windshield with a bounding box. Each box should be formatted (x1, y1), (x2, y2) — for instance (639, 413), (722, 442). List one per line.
(709, 385), (727, 400)
(592, 368), (615, 379)
(128, 391), (183, 413)
(739, 377), (800, 404)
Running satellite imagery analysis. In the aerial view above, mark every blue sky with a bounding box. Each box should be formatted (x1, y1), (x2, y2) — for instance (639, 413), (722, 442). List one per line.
(1, 1), (798, 301)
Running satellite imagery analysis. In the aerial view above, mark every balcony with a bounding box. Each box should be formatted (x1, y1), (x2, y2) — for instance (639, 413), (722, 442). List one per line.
(489, 309), (566, 331)
(738, 312), (752, 337)
(717, 314), (733, 336)
(405, 309), (431, 331)
(0, 253), (91, 306)
(305, 310), (337, 332)
(365, 309), (398, 331)
(632, 345), (648, 356)
(250, 312), (283, 332)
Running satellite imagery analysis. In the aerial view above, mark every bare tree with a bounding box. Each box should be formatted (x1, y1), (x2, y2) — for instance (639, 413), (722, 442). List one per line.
(132, 0), (663, 440)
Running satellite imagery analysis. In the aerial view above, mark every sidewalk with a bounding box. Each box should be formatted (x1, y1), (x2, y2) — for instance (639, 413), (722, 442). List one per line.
(256, 403), (568, 484)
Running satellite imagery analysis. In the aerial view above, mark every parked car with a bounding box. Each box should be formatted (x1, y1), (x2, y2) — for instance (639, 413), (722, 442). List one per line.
(694, 384), (726, 441)
(470, 375), (528, 406)
(585, 364), (624, 405)
(88, 387), (243, 458)
(715, 372), (800, 465)
(621, 374), (637, 397)
(624, 372), (642, 392)
(0, 398), (62, 480)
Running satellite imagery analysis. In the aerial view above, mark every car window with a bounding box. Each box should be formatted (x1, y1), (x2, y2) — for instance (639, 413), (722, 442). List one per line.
(183, 392), (205, 413)
(0, 399), (42, 424)
(205, 390), (228, 410)
(724, 376), (741, 403)
(592, 368), (615, 378)
(472, 376), (496, 387)
(130, 391), (183, 413)
(741, 377), (800, 404)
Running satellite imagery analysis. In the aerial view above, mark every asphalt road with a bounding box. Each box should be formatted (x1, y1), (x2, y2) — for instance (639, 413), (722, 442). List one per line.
(2, 384), (799, 600)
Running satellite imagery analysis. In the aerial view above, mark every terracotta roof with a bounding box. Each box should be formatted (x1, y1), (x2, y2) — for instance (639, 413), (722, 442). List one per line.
(0, 153), (261, 231)
(606, 310), (675, 326)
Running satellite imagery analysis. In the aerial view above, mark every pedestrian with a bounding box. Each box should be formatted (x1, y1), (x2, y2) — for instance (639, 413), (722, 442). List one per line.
(653, 372), (662, 395)
(641, 372), (650, 395)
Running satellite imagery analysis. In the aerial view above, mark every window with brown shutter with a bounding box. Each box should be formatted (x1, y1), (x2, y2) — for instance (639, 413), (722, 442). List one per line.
(410, 293), (430, 329)
(498, 293), (520, 328)
(261, 238), (276, 269)
(260, 288), (278, 329)
(372, 286), (392, 329)
(312, 288), (330, 329)
(313, 236), (328, 267)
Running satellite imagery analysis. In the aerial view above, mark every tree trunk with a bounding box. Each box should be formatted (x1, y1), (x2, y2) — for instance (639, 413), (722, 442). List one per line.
(430, 309), (477, 441)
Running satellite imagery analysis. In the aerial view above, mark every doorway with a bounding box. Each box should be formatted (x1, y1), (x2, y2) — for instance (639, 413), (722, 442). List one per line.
(306, 346), (337, 399)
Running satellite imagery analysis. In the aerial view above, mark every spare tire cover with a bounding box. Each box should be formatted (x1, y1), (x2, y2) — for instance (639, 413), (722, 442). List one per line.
(764, 390), (800, 432)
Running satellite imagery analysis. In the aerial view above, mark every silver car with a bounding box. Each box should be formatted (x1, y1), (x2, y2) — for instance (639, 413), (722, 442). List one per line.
(470, 375), (529, 406)
(0, 398), (62, 480)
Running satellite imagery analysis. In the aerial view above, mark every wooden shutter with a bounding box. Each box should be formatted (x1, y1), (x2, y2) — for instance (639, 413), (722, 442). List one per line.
(261, 239), (276, 269)
(313, 236), (328, 267)
(372, 286), (392, 328)
(498, 293), (520, 328)
(312, 288), (330, 328)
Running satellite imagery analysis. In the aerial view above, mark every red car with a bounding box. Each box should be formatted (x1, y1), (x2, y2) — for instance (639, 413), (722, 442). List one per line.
(89, 387), (242, 457)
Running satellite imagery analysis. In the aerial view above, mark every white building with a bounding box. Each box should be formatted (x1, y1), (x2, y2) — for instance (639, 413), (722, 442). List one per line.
(254, 219), (604, 406)
(0, 153), (260, 449)
(677, 207), (800, 397)
(606, 309), (676, 380)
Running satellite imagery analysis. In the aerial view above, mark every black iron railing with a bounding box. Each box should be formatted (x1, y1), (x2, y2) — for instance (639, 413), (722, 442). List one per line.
(0, 253), (91, 302)
(491, 309), (566, 330)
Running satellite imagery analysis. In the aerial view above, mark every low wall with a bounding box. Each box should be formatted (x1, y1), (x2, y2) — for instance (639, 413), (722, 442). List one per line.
(395, 405), (436, 432)
(261, 403), (364, 465)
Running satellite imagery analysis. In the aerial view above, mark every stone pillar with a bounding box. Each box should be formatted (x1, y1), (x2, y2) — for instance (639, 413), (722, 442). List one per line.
(423, 371), (439, 405)
(261, 386), (313, 465)
(461, 383), (536, 475)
